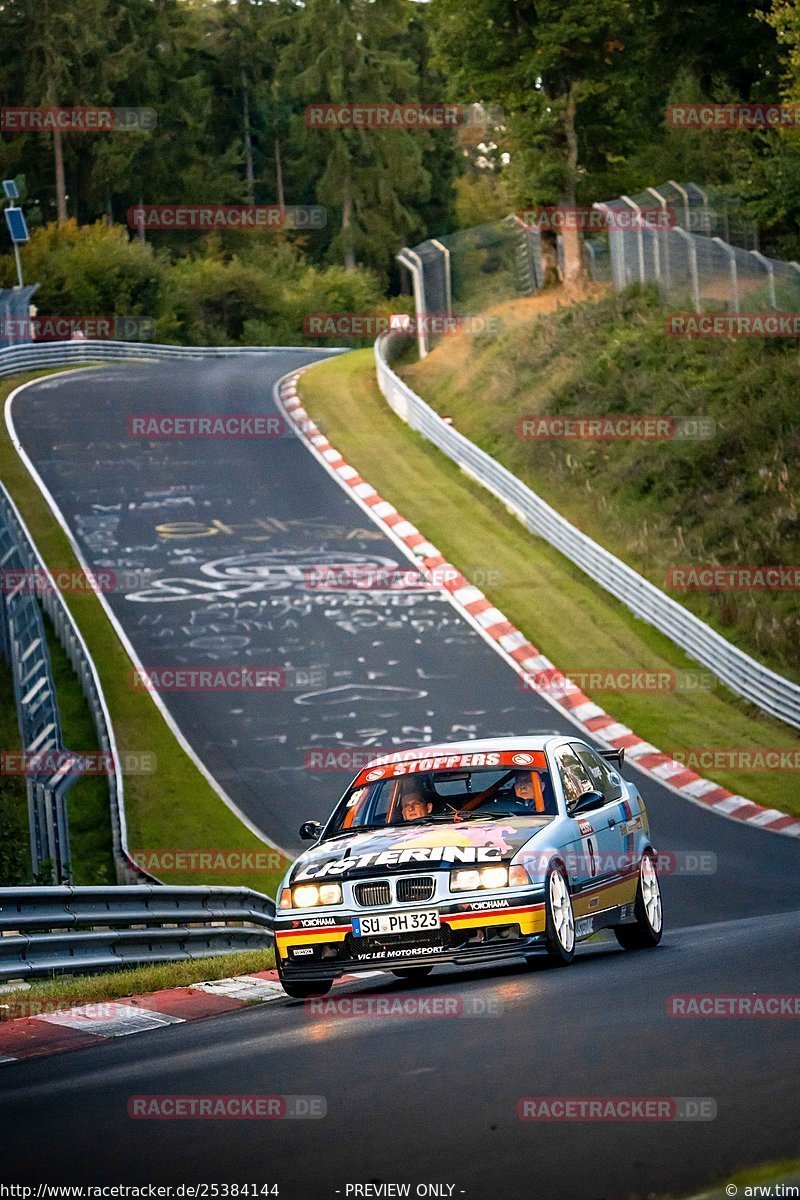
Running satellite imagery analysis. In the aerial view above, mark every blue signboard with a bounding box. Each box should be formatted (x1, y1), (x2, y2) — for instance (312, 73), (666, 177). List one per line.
(4, 207), (29, 244)
(2, 180), (20, 200)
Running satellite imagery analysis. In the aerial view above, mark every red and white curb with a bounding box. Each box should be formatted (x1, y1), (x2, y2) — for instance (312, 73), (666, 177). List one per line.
(277, 368), (800, 841)
(0, 969), (386, 1064)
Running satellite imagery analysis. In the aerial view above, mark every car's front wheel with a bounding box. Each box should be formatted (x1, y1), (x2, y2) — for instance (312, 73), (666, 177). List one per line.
(543, 863), (575, 965)
(614, 851), (663, 950)
(391, 966), (434, 981)
(280, 979), (333, 999)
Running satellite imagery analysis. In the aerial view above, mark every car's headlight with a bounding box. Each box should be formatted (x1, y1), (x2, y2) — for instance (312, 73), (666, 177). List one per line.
(450, 865), (509, 891)
(288, 882), (343, 909)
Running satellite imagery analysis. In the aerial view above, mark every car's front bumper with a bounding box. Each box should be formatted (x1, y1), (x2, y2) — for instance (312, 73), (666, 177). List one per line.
(274, 895), (547, 980)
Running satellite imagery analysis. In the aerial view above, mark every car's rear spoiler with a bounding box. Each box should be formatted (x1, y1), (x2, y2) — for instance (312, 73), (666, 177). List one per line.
(600, 747), (625, 770)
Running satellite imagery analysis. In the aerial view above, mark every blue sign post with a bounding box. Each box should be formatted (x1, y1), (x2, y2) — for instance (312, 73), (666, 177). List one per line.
(3, 205), (29, 288)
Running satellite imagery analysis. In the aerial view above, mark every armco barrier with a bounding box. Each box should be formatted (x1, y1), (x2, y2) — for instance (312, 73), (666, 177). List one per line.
(0, 484), (153, 885)
(374, 331), (800, 732)
(0, 885), (274, 979)
(0, 339), (348, 381)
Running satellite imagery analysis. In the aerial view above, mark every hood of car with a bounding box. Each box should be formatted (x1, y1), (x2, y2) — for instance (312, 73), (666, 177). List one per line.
(290, 817), (554, 883)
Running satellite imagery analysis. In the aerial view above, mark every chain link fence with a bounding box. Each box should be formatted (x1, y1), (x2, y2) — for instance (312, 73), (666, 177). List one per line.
(0, 482), (157, 886)
(398, 216), (545, 355)
(398, 181), (791, 351)
(596, 181), (800, 312)
(0, 286), (38, 348)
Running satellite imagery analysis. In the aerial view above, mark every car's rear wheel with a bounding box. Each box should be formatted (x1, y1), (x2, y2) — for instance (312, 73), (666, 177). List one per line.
(543, 864), (575, 965)
(279, 979), (333, 999)
(391, 966), (434, 981)
(614, 851), (663, 950)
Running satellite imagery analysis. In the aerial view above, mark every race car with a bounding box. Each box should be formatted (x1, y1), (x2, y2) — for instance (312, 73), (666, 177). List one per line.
(274, 735), (663, 997)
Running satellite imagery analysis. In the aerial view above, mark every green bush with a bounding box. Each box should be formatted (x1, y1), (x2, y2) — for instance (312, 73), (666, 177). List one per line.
(9, 220), (165, 320)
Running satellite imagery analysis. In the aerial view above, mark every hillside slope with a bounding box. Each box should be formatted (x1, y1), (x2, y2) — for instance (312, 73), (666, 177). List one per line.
(400, 288), (800, 684)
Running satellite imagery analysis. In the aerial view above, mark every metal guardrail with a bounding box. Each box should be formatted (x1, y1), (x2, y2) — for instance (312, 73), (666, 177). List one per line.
(0, 485), (154, 885)
(374, 332), (800, 731)
(0, 493), (71, 880)
(0, 885), (274, 979)
(0, 339), (349, 379)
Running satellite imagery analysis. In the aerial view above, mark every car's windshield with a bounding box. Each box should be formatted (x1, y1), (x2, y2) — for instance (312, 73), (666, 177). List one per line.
(326, 752), (558, 836)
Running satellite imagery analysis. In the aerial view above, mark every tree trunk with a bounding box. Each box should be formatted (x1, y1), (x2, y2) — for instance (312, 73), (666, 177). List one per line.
(241, 67), (255, 205)
(341, 176), (356, 270)
(53, 127), (68, 224)
(560, 84), (585, 286)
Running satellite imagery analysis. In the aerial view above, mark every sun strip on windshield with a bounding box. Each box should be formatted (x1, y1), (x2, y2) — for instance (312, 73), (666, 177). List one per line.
(352, 749), (548, 789)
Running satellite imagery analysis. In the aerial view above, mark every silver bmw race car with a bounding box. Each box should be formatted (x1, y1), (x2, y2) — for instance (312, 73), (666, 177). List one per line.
(274, 734), (663, 997)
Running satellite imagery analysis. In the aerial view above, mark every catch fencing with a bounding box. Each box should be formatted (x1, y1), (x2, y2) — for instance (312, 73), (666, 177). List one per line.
(398, 182), (790, 351)
(398, 215), (544, 356)
(0, 884), (274, 980)
(597, 181), (800, 312)
(373, 332), (800, 732)
(0, 286), (39, 349)
(0, 484), (154, 886)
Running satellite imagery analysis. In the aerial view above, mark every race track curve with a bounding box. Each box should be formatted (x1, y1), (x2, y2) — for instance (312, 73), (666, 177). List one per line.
(2, 352), (798, 1199)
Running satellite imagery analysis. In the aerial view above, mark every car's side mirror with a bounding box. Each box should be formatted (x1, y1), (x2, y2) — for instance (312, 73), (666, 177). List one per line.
(299, 820), (322, 841)
(568, 789), (605, 816)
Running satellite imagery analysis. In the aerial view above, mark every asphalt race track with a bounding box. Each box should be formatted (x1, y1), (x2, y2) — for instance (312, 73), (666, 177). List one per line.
(2, 353), (798, 1199)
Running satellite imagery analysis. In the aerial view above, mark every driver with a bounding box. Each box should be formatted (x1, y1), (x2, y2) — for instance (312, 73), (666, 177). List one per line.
(400, 784), (433, 822)
(513, 770), (550, 814)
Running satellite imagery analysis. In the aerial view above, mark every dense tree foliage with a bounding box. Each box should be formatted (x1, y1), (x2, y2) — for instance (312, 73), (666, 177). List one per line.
(1, 0), (798, 300)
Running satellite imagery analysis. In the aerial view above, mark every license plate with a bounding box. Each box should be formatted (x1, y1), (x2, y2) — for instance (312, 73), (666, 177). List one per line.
(352, 910), (440, 937)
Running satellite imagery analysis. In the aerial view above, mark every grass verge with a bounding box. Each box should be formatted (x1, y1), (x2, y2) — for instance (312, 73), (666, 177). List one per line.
(672, 1158), (800, 1199)
(402, 286), (800, 683)
(0, 659), (31, 883)
(298, 349), (800, 815)
(0, 947), (276, 1019)
(1, 370), (289, 894)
